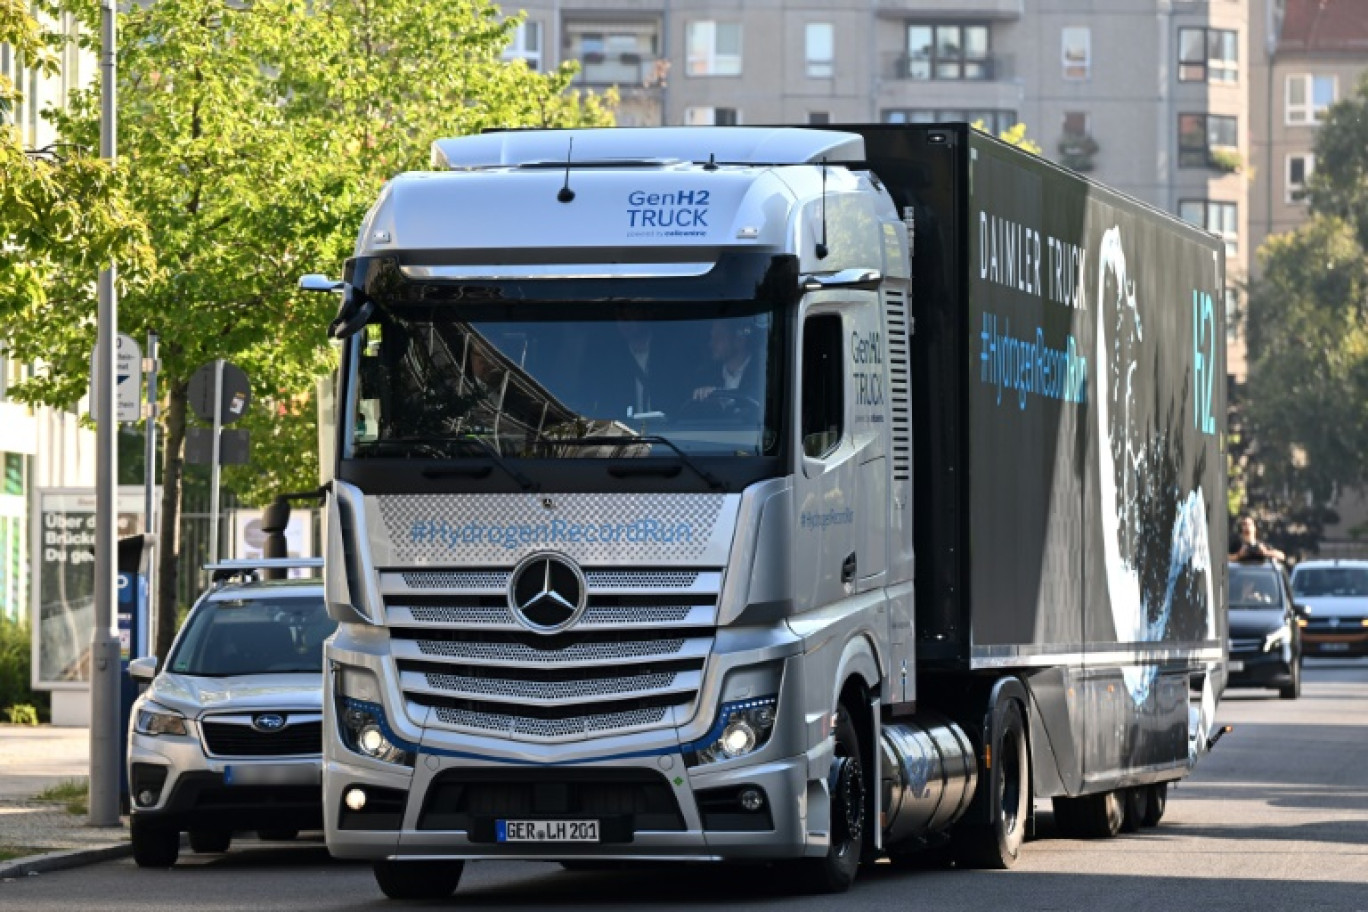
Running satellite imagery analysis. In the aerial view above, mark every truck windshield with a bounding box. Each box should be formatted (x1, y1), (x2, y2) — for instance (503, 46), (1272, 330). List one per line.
(345, 299), (785, 460)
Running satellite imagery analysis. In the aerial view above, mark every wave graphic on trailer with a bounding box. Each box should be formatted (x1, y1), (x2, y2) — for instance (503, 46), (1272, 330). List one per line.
(1094, 227), (1214, 704)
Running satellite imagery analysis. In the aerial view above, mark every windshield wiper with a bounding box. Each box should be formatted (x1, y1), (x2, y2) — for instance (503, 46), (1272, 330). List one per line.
(541, 436), (724, 490)
(421, 436), (538, 491)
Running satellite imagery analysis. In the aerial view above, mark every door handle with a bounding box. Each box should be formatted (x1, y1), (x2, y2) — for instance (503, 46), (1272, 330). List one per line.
(842, 552), (857, 583)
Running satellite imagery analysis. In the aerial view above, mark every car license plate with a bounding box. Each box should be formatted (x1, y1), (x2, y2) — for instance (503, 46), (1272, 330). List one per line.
(1227, 660), (1244, 672)
(1320, 642), (1351, 652)
(497, 820), (599, 843)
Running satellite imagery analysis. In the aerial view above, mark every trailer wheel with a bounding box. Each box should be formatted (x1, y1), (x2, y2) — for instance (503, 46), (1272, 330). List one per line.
(792, 704), (865, 894)
(1052, 789), (1124, 838)
(1140, 782), (1168, 827)
(372, 860), (464, 900)
(953, 698), (1030, 868)
(1121, 788), (1149, 832)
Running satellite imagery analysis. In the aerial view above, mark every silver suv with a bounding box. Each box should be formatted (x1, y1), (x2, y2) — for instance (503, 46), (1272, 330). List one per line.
(127, 559), (335, 867)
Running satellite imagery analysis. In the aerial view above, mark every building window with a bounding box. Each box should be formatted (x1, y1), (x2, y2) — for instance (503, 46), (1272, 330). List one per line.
(808, 111), (830, 125)
(686, 21), (742, 76)
(502, 20), (542, 71)
(685, 106), (740, 126)
(1061, 27), (1090, 80)
(1178, 27), (1238, 83)
(1178, 113), (1238, 168)
(1286, 74), (1336, 125)
(805, 23), (834, 78)
(883, 108), (1017, 135)
(1286, 153), (1315, 203)
(565, 21), (658, 85)
(1179, 199), (1238, 259)
(905, 23), (990, 81)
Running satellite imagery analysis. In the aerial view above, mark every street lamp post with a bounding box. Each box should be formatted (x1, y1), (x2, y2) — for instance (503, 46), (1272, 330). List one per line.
(89, 0), (122, 829)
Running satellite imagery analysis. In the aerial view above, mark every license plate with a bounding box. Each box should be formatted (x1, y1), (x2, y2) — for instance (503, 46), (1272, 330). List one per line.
(1227, 660), (1244, 672)
(497, 820), (600, 843)
(1320, 642), (1351, 652)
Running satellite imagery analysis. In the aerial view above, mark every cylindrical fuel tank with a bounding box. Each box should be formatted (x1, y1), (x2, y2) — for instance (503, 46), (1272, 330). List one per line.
(880, 714), (979, 848)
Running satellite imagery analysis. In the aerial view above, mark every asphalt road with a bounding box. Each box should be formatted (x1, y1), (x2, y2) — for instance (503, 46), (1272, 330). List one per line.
(6, 659), (1367, 912)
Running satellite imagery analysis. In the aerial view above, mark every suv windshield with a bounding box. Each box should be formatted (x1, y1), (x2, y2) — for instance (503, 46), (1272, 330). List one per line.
(1228, 565), (1285, 609)
(345, 299), (785, 460)
(1292, 566), (1368, 597)
(167, 596), (335, 676)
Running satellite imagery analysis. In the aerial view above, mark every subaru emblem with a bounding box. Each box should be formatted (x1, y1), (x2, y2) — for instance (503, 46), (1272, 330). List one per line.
(252, 713), (287, 732)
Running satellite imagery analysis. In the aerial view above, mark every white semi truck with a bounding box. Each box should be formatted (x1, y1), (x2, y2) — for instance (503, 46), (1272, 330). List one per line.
(305, 124), (1228, 899)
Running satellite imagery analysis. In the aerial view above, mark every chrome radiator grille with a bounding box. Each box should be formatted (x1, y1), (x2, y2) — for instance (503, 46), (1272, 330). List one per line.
(382, 568), (718, 742)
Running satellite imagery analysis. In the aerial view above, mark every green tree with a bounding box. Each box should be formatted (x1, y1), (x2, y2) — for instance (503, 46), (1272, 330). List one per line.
(1240, 72), (1368, 557)
(0, 0), (150, 380)
(21, 0), (613, 657)
(972, 119), (1043, 156)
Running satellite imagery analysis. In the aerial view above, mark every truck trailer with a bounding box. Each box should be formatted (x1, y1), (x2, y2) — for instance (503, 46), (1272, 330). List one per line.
(306, 124), (1228, 899)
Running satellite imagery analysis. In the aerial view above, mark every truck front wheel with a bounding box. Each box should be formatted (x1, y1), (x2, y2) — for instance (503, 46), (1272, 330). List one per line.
(953, 698), (1030, 868)
(373, 859), (464, 900)
(792, 705), (865, 894)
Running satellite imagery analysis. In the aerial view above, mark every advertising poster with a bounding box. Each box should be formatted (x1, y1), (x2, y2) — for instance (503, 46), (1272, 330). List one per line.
(234, 509), (315, 577)
(32, 488), (147, 690)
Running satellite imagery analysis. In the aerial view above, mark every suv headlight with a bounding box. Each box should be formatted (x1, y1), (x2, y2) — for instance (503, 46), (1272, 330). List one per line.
(134, 703), (188, 737)
(686, 696), (778, 767)
(1263, 625), (1292, 652)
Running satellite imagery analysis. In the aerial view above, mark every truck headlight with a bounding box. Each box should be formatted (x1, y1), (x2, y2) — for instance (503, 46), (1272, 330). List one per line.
(134, 703), (188, 737)
(1263, 626), (1292, 652)
(338, 698), (414, 767)
(686, 696), (778, 767)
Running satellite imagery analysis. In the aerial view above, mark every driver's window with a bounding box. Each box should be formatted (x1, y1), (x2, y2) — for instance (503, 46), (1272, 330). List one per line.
(354, 324), (383, 443)
(802, 313), (843, 459)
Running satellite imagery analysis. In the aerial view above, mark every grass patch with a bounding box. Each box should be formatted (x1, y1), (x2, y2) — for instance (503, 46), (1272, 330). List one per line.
(0, 847), (46, 862)
(35, 778), (89, 815)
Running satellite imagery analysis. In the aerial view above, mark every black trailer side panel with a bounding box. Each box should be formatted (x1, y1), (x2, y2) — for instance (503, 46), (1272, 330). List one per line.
(850, 124), (1227, 792)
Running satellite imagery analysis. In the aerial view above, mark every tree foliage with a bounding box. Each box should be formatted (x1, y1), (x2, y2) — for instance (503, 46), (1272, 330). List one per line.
(12, 0), (614, 653)
(0, 0), (150, 374)
(1240, 72), (1368, 556)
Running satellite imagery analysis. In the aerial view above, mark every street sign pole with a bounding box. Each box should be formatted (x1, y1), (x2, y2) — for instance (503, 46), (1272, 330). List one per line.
(89, 0), (121, 829)
(142, 330), (159, 658)
(208, 359), (224, 564)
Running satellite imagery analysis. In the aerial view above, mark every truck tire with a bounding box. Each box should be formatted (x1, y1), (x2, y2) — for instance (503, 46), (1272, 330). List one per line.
(1121, 787), (1149, 832)
(791, 705), (865, 894)
(1052, 790), (1124, 838)
(131, 819), (179, 868)
(189, 829), (232, 853)
(1140, 782), (1167, 827)
(373, 859), (464, 900)
(952, 698), (1030, 868)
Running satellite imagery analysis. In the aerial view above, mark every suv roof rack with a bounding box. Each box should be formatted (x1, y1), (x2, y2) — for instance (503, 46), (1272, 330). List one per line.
(206, 557), (323, 583)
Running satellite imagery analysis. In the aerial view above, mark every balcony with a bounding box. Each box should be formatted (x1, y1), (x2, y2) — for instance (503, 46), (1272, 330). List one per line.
(571, 53), (661, 88)
(882, 51), (1012, 82)
(876, 0), (1022, 20)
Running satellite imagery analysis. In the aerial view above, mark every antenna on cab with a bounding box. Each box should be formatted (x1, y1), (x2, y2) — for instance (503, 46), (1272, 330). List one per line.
(558, 137), (576, 203)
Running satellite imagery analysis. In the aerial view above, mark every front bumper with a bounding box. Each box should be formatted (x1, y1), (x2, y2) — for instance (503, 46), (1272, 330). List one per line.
(1302, 629), (1368, 657)
(1226, 649), (1294, 688)
(324, 749), (817, 862)
(128, 730), (322, 831)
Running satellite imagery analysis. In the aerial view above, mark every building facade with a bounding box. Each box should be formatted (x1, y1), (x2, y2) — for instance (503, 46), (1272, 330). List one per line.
(505, 0), (1252, 370)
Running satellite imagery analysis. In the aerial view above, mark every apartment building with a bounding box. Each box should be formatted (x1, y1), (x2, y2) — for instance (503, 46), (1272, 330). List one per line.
(1, 9), (99, 623)
(504, 0), (1251, 371)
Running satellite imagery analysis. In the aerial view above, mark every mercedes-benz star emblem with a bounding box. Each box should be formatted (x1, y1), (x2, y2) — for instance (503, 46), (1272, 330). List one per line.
(252, 713), (286, 732)
(508, 553), (588, 634)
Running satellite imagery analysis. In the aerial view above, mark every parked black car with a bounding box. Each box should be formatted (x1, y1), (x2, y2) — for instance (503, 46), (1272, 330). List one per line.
(1227, 561), (1303, 699)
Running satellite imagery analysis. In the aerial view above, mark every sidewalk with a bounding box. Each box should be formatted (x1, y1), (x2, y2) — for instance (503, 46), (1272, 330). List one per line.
(0, 724), (130, 878)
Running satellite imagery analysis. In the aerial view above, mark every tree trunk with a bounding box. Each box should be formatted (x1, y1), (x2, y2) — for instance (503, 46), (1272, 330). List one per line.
(154, 380), (188, 660)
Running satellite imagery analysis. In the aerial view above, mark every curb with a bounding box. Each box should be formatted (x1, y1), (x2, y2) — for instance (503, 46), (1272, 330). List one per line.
(0, 842), (133, 880)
